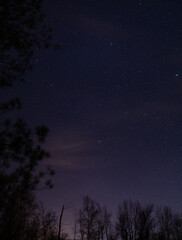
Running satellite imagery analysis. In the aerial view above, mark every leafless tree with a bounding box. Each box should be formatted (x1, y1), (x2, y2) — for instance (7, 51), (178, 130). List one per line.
(171, 213), (182, 240)
(38, 203), (58, 240)
(136, 203), (154, 240)
(58, 205), (65, 240)
(155, 206), (182, 240)
(116, 200), (154, 240)
(77, 196), (101, 240)
(97, 206), (113, 240)
(155, 206), (173, 240)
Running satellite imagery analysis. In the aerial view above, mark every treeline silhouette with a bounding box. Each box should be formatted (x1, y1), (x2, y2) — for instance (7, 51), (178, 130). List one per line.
(2, 194), (182, 240)
(73, 196), (182, 240)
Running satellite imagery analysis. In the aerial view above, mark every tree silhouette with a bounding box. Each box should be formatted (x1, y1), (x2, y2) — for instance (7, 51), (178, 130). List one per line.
(75, 196), (182, 240)
(116, 200), (154, 240)
(0, 118), (56, 239)
(155, 206), (179, 240)
(0, 1), (56, 239)
(25, 202), (58, 240)
(77, 196), (101, 240)
(76, 196), (115, 240)
(0, 0), (58, 87)
(97, 206), (113, 240)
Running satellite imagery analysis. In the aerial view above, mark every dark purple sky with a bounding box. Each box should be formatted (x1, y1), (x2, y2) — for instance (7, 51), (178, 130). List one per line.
(10, 0), (182, 234)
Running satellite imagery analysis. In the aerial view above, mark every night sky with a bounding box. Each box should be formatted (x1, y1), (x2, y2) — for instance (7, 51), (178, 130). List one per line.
(8, 0), (182, 233)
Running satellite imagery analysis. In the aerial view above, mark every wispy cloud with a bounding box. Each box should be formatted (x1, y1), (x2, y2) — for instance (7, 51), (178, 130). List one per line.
(45, 128), (105, 170)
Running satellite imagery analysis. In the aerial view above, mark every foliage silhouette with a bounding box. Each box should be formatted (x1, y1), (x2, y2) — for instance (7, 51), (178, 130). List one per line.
(0, 0), (56, 239)
(0, 0), (61, 87)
